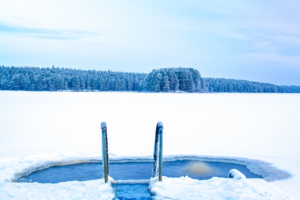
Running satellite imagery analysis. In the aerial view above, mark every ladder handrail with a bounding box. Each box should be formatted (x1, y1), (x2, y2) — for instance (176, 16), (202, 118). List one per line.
(152, 122), (163, 181)
(101, 121), (164, 183)
(101, 122), (109, 183)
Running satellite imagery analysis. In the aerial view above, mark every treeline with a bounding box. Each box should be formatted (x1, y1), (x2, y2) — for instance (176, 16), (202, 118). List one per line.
(143, 68), (205, 92)
(0, 66), (146, 91)
(203, 78), (300, 93)
(280, 85), (300, 93)
(0, 66), (299, 93)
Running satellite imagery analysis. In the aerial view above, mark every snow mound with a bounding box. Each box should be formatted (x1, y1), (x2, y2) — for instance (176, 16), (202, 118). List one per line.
(229, 169), (246, 180)
(0, 179), (114, 200)
(149, 176), (296, 200)
(0, 152), (102, 182)
(0, 152), (115, 199)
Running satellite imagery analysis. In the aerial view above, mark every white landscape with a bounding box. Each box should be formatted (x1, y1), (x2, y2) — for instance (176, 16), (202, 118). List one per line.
(0, 91), (299, 199)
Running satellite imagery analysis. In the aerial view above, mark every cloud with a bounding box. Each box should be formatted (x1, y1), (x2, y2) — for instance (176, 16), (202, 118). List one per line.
(0, 0), (299, 85)
(0, 23), (100, 40)
(244, 53), (300, 68)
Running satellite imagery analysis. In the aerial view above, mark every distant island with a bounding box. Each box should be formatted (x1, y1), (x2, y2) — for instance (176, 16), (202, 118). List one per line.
(0, 66), (299, 93)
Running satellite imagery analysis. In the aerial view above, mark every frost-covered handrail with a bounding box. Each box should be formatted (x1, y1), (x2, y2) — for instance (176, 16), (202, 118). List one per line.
(152, 122), (163, 181)
(101, 122), (109, 183)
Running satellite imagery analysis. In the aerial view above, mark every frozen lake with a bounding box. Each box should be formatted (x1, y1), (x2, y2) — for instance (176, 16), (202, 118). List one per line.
(0, 91), (300, 198)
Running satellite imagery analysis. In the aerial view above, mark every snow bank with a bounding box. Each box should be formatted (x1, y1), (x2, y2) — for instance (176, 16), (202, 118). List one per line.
(0, 152), (102, 182)
(149, 176), (296, 200)
(0, 152), (115, 199)
(0, 179), (114, 200)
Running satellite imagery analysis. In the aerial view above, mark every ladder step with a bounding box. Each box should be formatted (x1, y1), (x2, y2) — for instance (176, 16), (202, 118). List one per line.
(113, 184), (152, 200)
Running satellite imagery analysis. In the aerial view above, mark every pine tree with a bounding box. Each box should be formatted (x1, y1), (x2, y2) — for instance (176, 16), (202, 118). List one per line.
(72, 77), (80, 91)
(162, 75), (170, 92)
(63, 81), (68, 90)
(186, 73), (195, 92)
(0, 75), (8, 90)
(178, 70), (188, 92)
(80, 77), (85, 91)
(86, 77), (91, 91)
(155, 73), (162, 92)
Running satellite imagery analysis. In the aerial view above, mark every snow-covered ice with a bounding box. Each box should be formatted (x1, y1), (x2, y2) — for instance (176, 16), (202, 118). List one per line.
(0, 179), (115, 200)
(0, 91), (300, 199)
(149, 176), (295, 200)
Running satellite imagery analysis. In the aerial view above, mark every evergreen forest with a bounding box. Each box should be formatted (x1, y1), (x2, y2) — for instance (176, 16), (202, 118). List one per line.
(0, 66), (146, 92)
(0, 66), (299, 93)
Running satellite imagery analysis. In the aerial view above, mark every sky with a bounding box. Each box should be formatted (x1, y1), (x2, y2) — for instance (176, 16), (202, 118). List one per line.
(0, 0), (300, 85)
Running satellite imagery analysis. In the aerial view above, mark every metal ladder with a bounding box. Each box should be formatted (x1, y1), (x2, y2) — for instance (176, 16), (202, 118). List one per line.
(100, 121), (164, 184)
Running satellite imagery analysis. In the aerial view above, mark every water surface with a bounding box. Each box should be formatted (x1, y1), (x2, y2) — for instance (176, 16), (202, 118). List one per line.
(18, 160), (262, 183)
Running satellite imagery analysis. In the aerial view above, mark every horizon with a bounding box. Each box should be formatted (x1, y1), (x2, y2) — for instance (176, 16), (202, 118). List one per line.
(3, 65), (300, 88)
(1, 0), (300, 85)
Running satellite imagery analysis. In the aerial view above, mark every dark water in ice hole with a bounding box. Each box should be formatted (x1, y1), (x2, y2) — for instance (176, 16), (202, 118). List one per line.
(18, 160), (262, 183)
(18, 161), (263, 200)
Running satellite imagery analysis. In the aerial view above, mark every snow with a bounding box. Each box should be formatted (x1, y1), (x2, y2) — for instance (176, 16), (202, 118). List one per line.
(0, 179), (115, 200)
(228, 169), (246, 180)
(149, 176), (296, 200)
(0, 91), (300, 199)
(157, 122), (163, 128)
(101, 122), (107, 129)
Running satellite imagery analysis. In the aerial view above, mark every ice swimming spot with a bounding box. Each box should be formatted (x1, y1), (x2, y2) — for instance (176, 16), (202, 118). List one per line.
(16, 160), (263, 200)
(17, 160), (262, 183)
(3, 121), (292, 199)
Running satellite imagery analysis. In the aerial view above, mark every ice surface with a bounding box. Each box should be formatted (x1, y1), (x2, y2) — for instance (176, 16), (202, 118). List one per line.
(0, 91), (300, 198)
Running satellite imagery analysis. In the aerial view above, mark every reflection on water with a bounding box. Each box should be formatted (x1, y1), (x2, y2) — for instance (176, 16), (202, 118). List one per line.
(18, 160), (263, 183)
(185, 162), (212, 175)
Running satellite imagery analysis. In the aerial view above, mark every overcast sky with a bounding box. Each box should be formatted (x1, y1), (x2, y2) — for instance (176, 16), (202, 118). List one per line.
(1, 0), (300, 85)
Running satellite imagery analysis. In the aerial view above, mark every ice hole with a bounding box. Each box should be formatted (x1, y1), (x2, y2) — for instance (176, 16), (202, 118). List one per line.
(17, 160), (262, 183)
